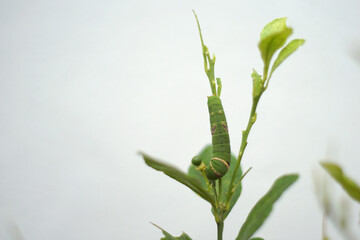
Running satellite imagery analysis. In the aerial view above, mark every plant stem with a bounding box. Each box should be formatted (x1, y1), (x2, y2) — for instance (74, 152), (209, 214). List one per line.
(212, 183), (219, 208)
(217, 221), (224, 240)
(232, 167), (252, 192)
(322, 211), (327, 240)
(218, 178), (222, 202)
(225, 92), (263, 206)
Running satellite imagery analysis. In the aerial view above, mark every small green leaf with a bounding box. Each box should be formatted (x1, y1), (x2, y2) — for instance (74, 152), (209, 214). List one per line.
(187, 145), (243, 218)
(320, 162), (360, 202)
(141, 152), (214, 204)
(250, 238), (264, 240)
(236, 174), (299, 240)
(260, 18), (288, 40)
(152, 223), (193, 240)
(270, 39), (305, 76)
(258, 18), (293, 79)
(251, 69), (263, 98)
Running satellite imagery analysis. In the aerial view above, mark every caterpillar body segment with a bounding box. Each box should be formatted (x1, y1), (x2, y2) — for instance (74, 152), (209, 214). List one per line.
(205, 95), (231, 180)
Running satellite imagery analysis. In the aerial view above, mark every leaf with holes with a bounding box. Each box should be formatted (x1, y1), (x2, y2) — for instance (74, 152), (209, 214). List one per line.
(152, 223), (192, 240)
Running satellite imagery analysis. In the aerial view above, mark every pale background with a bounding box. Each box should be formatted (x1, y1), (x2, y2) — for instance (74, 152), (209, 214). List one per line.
(1, 0), (360, 239)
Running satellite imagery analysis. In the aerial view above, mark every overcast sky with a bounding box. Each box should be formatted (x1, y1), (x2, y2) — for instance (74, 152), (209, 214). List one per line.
(1, 0), (360, 239)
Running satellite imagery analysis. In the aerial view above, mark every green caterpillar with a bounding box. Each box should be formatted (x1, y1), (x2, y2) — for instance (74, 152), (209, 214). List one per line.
(192, 11), (231, 180)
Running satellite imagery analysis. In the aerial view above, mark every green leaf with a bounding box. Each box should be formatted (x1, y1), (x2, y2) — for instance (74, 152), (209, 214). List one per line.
(320, 162), (360, 202)
(140, 152), (214, 205)
(250, 238), (264, 240)
(270, 39), (305, 76)
(187, 145), (243, 218)
(236, 174), (299, 240)
(251, 69), (263, 98)
(258, 18), (293, 79)
(152, 223), (192, 240)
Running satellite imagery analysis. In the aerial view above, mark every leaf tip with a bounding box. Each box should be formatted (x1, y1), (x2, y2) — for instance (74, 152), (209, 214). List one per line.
(296, 39), (306, 46)
(293, 173), (300, 181)
(150, 222), (162, 230)
(320, 161), (335, 169)
(192, 9), (196, 16)
(291, 173), (300, 180)
(283, 173), (300, 184)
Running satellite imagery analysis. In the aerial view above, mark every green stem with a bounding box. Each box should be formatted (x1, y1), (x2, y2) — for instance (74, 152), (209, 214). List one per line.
(193, 10), (218, 96)
(217, 221), (224, 240)
(232, 166), (252, 192)
(218, 178), (222, 202)
(225, 92), (263, 206)
(212, 183), (219, 208)
(199, 166), (219, 216)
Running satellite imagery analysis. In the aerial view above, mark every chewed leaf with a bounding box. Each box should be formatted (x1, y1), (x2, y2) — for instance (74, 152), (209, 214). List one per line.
(321, 162), (360, 202)
(258, 18), (293, 79)
(236, 174), (299, 240)
(152, 223), (193, 240)
(270, 39), (305, 76)
(141, 152), (214, 205)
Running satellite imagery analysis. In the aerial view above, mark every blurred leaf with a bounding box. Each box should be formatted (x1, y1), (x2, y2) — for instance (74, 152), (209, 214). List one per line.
(339, 197), (350, 229)
(141, 152), (214, 204)
(258, 17), (293, 79)
(152, 223), (192, 240)
(236, 174), (299, 240)
(250, 238), (264, 240)
(312, 168), (332, 214)
(8, 223), (25, 240)
(187, 145), (242, 218)
(270, 39), (305, 76)
(320, 162), (360, 202)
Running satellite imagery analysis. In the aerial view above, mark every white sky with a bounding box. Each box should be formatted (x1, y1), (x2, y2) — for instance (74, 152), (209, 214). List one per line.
(1, 0), (360, 239)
